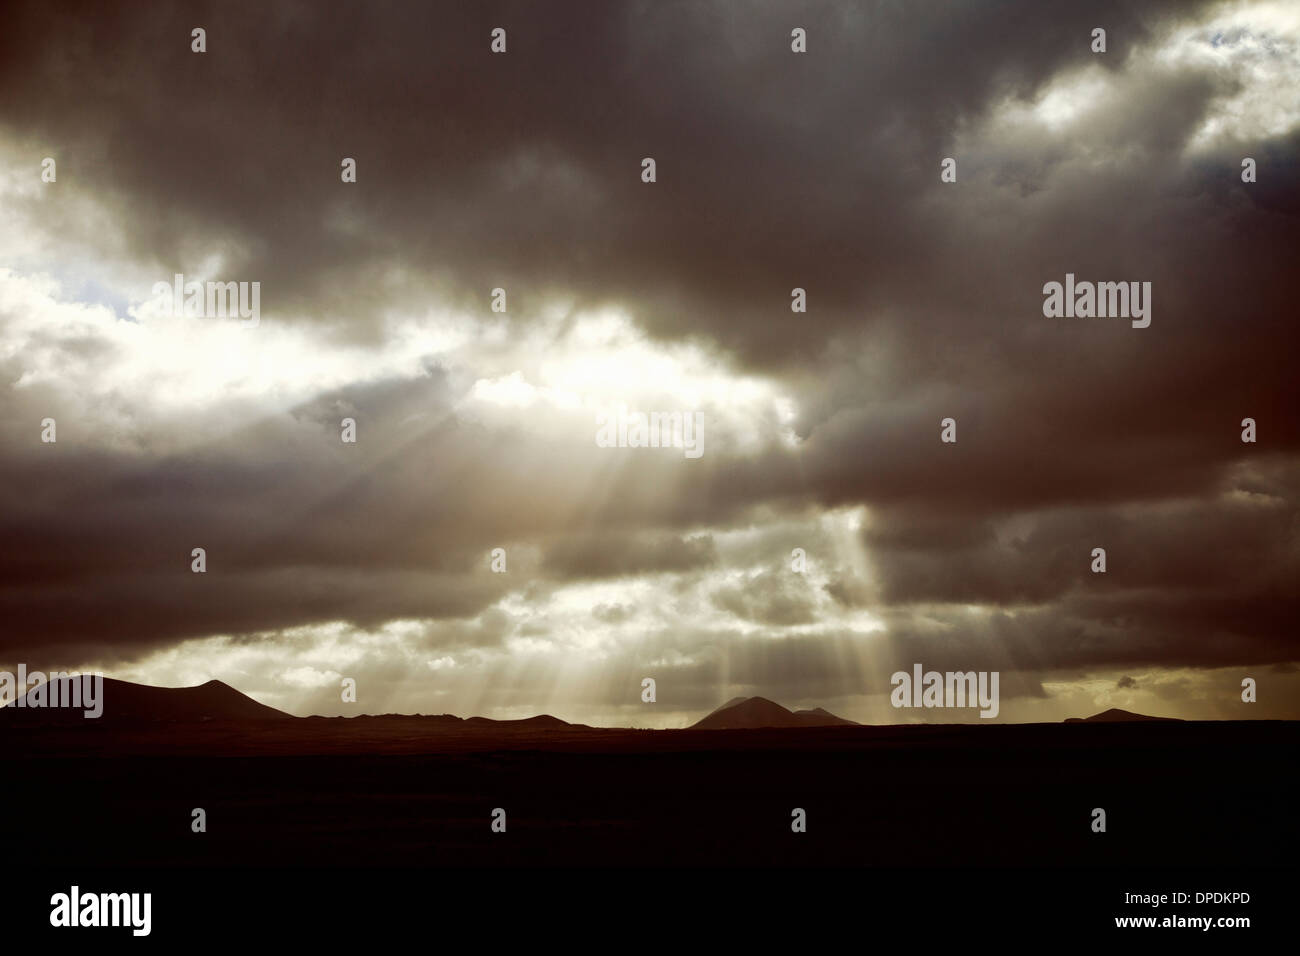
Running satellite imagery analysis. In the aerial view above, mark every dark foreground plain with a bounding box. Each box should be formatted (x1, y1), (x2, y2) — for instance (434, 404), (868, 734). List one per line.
(3, 717), (1295, 868)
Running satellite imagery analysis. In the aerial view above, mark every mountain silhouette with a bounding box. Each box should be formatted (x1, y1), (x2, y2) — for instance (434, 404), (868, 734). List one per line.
(1064, 707), (1180, 723)
(0, 676), (292, 725)
(691, 696), (857, 729)
(464, 714), (572, 730)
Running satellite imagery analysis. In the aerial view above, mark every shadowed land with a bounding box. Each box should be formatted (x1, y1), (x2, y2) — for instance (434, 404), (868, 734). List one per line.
(1, 679), (1294, 868)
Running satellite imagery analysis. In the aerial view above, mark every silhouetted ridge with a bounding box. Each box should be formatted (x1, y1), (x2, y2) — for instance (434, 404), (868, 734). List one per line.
(465, 714), (571, 729)
(0, 676), (292, 725)
(691, 697), (857, 729)
(1064, 708), (1180, 723)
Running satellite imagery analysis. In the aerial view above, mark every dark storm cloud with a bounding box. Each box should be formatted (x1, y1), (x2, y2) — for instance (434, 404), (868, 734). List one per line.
(863, 478), (1300, 605)
(0, 0), (1296, 695)
(0, 0), (1248, 355)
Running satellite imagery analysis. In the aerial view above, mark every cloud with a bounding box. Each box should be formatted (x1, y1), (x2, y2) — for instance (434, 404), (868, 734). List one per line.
(0, 0), (1296, 719)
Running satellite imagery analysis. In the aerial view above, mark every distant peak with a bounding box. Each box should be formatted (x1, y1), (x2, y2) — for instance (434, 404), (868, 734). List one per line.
(1065, 707), (1179, 723)
(0, 675), (292, 724)
(692, 696), (855, 729)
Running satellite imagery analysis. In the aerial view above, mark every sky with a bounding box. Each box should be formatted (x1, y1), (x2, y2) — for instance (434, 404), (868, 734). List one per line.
(1, 0), (1297, 726)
